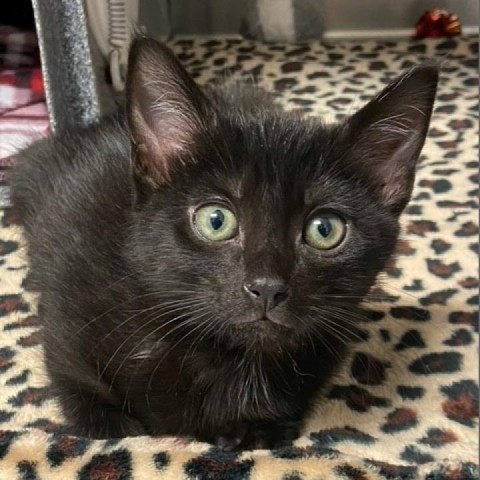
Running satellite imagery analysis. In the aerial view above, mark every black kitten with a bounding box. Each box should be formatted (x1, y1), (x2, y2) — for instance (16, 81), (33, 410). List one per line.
(10, 38), (438, 449)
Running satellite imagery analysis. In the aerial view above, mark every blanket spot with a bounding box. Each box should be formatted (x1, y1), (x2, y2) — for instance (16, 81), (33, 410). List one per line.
(0, 295), (29, 317)
(443, 329), (473, 346)
(448, 311), (478, 331)
(420, 289), (457, 306)
(426, 259), (460, 279)
(469, 242), (478, 254)
(405, 204), (422, 216)
(350, 353), (388, 385)
(454, 221), (478, 237)
(466, 294), (478, 306)
(395, 239), (415, 255)
(3, 315), (40, 331)
(419, 428), (458, 448)
(0, 410), (13, 423)
(381, 408), (418, 433)
(362, 310), (385, 322)
(17, 331), (42, 348)
(8, 387), (50, 408)
(281, 61), (303, 73)
(0, 240), (18, 256)
(409, 352), (462, 375)
(310, 427), (375, 447)
(0, 430), (20, 460)
(406, 220), (438, 236)
(368, 287), (399, 303)
(328, 385), (390, 412)
(307, 71), (330, 80)
(1, 208), (20, 227)
(335, 464), (369, 480)
(0, 347), (15, 374)
(47, 435), (91, 467)
(404, 279), (424, 292)
(365, 460), (418, 480)
(395, 330), (426, 351)
(400, 445), (434, 465)
(274, 78), (297, 91)
(448, 118), (473, 130)
(78, 449), (132, 480)
(441, 380), (479, 427)
(153, 452), (170, 471)
(5, 369), (30, 386)
(425, 462), (479, 480)
(282, 471), (304, 480)
(430, 238), (452, 255)
(185, 449), (253, 480)
(397, 386), (425, 401)
(18, 460), (39, 480)
(379, 329), (391, 342)
(390, 307), (430, 322)
(24, 419), (64, 433)
(274, 445), (338, 459)
(458, 277), (478, 289)
(418, 179), (452, 193)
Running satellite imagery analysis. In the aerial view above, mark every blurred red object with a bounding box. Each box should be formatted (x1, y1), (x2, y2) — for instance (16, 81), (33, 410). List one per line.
(414, 10), (462, 39)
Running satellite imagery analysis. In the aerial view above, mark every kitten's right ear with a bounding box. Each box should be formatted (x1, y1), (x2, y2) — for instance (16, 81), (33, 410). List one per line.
(343, 63), (438, 215)
(126, 37), (214, 189)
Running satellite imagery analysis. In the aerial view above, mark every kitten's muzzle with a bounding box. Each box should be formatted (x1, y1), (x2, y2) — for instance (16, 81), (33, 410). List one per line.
(243, 278), (289, 313)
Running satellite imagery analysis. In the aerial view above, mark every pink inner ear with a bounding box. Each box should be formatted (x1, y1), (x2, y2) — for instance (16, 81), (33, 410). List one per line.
(134, 138), (188, 185)
(381, 172), (414, 208)
(130, 100), (198, 184)
(373, 135), (419, 212)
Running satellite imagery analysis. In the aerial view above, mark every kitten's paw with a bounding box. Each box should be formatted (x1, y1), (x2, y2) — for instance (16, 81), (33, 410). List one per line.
(242, 421), (299, 450)
(64, 401), (146, 439)
(213, 424), (248, 451)
(214, 421), (299, 451)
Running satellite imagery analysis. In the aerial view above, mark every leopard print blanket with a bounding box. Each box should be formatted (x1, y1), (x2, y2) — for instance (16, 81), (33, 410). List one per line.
(0, 35), (478, 480)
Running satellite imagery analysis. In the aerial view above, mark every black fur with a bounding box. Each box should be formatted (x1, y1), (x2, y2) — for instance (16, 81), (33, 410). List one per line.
(10, 38), (438, 449)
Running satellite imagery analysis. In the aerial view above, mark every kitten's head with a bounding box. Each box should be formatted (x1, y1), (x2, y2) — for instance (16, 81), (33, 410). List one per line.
(125, 38), (438, 352)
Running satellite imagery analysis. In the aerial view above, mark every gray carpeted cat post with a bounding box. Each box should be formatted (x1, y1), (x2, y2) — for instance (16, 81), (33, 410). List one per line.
(31, 0), (101, 131)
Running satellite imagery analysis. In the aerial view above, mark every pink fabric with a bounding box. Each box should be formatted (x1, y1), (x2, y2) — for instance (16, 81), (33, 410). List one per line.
(0, 103), (49, 185)
(0, 26), (49, 195)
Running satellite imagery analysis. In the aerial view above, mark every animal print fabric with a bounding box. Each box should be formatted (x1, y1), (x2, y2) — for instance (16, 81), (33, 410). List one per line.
(0, 35), (478, 480)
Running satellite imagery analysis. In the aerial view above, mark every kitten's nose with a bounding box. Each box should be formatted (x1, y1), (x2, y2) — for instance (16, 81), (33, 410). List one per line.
(244, 278), (289, 312)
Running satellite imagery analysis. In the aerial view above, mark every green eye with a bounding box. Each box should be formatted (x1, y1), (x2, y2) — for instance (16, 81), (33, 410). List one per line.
(304, 213), (346, 250)
(194, 205), (238, 241)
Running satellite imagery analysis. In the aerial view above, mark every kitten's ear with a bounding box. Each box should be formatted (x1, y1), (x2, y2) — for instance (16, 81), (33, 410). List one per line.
(346, 63), (439, 214)
(126, 37), (214, 187)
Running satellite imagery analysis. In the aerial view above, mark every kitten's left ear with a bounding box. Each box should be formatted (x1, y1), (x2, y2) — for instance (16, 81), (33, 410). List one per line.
(346, 63), (439, 214)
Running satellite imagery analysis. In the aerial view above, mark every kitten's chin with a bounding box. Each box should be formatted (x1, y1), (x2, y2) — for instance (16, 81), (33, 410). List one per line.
(229, 318), (296, 351)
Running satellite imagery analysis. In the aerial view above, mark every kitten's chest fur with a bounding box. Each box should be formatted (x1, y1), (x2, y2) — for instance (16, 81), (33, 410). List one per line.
(194, 354), (296, 422)
(130, 346), (321, 435)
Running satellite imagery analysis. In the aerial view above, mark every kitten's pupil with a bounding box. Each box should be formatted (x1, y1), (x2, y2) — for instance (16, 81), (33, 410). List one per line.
(210, 210), (225, 231)
(316, 218), (332, 238)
